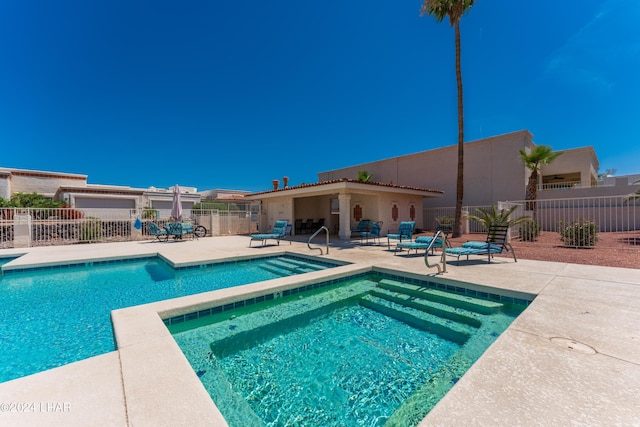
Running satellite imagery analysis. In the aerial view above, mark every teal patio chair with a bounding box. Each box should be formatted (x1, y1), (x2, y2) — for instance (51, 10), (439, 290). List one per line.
(387, 221), (415, 250)
(148, 222), (168, 242)
(250, 220), (290, 247)
(360, 221), (383, 245)
(350, 219), (371, 237)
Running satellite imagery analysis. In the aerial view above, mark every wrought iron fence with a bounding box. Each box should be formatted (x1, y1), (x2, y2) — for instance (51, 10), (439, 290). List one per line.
(0, 205), (262, 248)
(0, 208), (140, 248)
(424, 195), (640, 248)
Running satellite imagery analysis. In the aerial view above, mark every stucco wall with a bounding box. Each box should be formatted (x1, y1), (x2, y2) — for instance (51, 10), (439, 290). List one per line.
(0, 175), (9, 199)
(318, 130), (534, 208)
(541, 147), (598, 187)
(540, 177), (640, 199)
(11, 174), (87, 197)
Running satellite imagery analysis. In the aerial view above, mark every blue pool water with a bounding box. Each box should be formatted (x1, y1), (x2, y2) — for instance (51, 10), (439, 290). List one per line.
(0, 255), (339, 383)
(173, 274), (528, 427)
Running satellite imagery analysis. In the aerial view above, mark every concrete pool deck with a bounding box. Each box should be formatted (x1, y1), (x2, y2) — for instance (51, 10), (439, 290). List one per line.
(0, 236), (638, 426)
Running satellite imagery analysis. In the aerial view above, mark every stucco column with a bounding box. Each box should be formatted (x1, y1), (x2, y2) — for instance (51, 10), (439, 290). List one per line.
(338, 193), (351, 240)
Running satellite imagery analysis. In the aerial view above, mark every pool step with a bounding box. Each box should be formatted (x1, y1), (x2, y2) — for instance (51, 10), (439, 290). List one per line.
(377, 279), (504, 315)
(359, 294), (472, 344)
(369, 288), (481, 328)
(208, 279), (379, 356)
(260, 258), (327, 276)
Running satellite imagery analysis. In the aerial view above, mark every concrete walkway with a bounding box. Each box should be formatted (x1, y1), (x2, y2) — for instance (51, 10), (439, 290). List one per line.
(0, 236), (638, 426)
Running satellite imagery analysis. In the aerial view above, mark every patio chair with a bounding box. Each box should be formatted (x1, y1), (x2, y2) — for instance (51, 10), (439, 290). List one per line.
(250, 220), (290, 247)
(359, 221), (383, 245)
(444, 222), (517, 264)
(166, 222), (194, 240)
(350, 219), (371, 236)
(387, 221), (415, 250)
(395, 233), (448, 256)
(148, 222), (168, 242)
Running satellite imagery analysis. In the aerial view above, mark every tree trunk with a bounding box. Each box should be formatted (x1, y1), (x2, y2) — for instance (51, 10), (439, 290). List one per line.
(453, 22), (464, 238)
(525, 170), (538, 219)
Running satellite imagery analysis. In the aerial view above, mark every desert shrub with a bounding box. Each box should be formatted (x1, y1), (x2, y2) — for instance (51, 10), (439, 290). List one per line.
(559, 218), (599, 247)
(436, 215), (455, 225)
(142, 207), (158, 219)
(80, 217), (102, 242)
(519, 220), (540, 241)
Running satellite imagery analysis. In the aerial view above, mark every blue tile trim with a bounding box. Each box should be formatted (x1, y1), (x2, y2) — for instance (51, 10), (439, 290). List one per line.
(166, 272), (369, 326)
(2, 256), (158, 275)
(172, 254), (346, 272)
(165, 271), (534, 327)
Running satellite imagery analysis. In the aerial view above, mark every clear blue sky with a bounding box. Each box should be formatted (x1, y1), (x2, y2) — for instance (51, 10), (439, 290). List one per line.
(1, 0), (638, 192)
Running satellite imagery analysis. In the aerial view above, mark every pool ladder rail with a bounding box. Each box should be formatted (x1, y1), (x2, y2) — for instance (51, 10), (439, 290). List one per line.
(424, 229), (448, 274)
(307, 226), (330, 255)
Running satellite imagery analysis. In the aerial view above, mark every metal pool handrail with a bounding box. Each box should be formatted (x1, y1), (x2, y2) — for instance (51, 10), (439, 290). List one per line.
(307, 226), (330, 255)
(424, 229), (447, 274)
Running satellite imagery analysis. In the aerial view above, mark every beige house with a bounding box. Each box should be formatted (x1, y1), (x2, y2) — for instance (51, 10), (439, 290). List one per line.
(0, 167), (200, 217)
(245, 179), (443, 239)
(317, 130), (638, 208)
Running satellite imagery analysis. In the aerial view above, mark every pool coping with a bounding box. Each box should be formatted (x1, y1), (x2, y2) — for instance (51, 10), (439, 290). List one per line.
(111, 261), (535, 427)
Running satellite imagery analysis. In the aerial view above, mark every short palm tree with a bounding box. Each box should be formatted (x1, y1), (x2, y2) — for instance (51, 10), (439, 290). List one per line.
(519, 145), (563, 215)
(357, 170), (372, 182)
(421, 0), (475, 238)
(467, 204), (531, 231)
(625, 179), (640, 203)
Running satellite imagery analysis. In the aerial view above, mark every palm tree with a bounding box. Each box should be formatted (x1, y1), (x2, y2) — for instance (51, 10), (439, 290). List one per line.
(467, 204), (531, 230)
(625, 179), (640, 203)
(357, 170), (373, 182)
(421, 0), (475, 238)
(519, 145), (563, 216)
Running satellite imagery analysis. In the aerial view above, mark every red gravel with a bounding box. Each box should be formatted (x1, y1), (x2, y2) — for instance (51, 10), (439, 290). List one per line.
(423, 231), (640, 269)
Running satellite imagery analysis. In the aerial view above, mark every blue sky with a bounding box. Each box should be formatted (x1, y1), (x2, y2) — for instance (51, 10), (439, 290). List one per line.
(1, 0), (638, 192)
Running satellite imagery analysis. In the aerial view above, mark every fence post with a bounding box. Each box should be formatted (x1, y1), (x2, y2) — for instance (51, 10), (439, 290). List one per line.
(14, 212), (32, 248)
(461, 208), (470, 234)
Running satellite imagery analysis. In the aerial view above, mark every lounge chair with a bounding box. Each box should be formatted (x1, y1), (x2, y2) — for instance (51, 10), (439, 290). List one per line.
(250, 220), (290, 247)
(350, 219), (371, 236)
(387, 221), (415, 250)
(148, 222), (168, 242)
(395, 234), (447, 256)
(166, 222), (194, 240)
(359, 221), (382, 245)
(444, 222), (517, 264)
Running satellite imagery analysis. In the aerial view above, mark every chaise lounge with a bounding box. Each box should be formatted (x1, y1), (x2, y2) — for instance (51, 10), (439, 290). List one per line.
(250, 220), (290, 247)
(444, 222), (517, 264)
(395, 233), (448, 256)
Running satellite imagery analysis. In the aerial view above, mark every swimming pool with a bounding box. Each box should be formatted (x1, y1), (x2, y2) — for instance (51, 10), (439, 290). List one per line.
(172, 272), (529, 426)
(0, 254), (343, 383)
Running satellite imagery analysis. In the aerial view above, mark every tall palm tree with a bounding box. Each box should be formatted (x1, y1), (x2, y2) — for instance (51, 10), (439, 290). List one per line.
(518, 145), (563, 215)
(421, 0), (474, 238)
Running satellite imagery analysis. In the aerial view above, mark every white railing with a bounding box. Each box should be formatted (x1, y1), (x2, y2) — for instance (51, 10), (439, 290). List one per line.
(514, 195), (639, 232)
(0, 206), (262, 248)
(424, 195), (640, 248)
(539, 181), (581, 190)
(1, 208), (141, 248)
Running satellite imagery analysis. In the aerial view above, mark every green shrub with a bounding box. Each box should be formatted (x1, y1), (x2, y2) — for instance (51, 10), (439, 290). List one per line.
(559, 218), (598, 247)
(142, 207), (157, 219)
(519, 220), (540, 241)
(436, 215), (455, 225)
(80, 217), (102, 242)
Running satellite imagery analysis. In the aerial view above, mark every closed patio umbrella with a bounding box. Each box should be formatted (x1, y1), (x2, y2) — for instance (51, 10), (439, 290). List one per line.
(171, 184), (183, 221)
